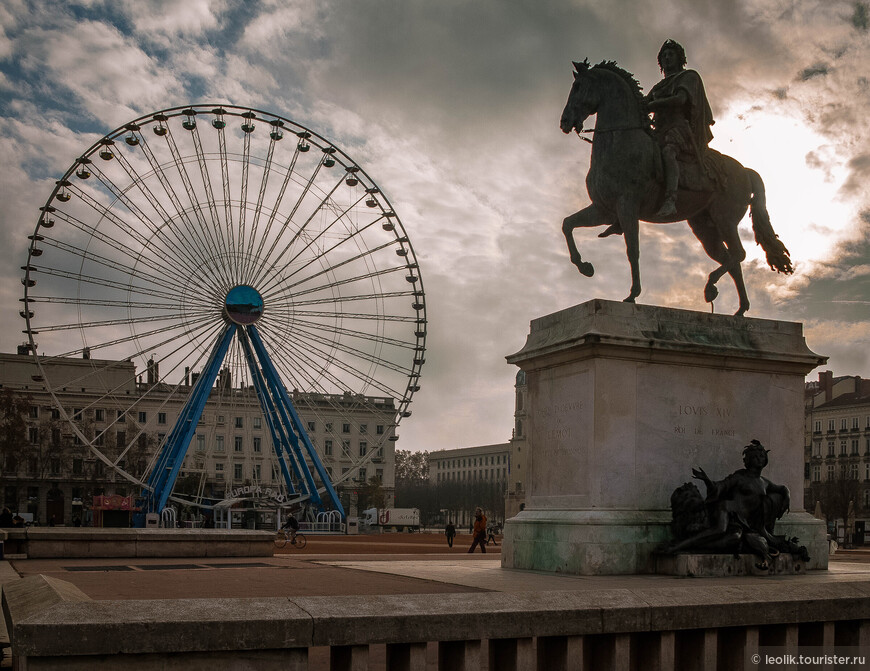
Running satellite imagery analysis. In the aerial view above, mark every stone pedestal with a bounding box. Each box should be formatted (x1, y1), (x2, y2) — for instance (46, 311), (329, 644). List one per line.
(502, 299), (828, 575)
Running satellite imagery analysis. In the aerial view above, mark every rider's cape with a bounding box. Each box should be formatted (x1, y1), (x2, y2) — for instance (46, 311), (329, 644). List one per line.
(649, 68), (714, 151)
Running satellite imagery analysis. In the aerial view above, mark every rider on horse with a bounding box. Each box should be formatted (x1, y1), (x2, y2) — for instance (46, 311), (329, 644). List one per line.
(644, 39), (715, 218)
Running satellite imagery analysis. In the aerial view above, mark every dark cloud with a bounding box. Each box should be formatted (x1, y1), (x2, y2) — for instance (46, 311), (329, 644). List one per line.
(798, 63), (830, 81)
(852, 3), (869, 31)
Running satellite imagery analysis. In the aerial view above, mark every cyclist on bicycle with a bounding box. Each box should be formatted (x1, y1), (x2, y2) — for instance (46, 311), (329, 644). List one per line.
(282, 511), (300, 544)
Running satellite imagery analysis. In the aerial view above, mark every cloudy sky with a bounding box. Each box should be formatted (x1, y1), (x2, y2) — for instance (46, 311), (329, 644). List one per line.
(1, 0), (869, 454)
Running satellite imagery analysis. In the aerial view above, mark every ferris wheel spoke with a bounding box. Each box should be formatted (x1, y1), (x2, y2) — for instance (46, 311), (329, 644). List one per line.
(284, 321), (412, 378)
(237, 130), (253, 281)
(34, 235), (214, 301)
(288, 291), (416, 308)
(37, 316), (220, 399)
(56, 311), (218, 362)
(27, 264), (192, 304)
(188, 124), (232, 267)
(272, 265), (408, 304)
(264, 229), (395, 302)
(32, 306), (215, 334)
(26, 296), (182, 311)
(56, 188), (194, 282)
(284, 316), (416, 351)
(85, 158), (215, 283)
(247, 150), (301, 282)
(241, 138), (280, 285)
(159, 128), (234, 287)
(287, 308), (417, 323)
(255, 173), (349, 283)
(130, 140), (231, 287)
(264, 325), (407, 399)
(216, 126), (237, 277)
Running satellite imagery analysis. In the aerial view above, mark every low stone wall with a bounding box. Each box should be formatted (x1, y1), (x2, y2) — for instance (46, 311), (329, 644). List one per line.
(2, 528), (275, 558)
(4, 573), (870, 670)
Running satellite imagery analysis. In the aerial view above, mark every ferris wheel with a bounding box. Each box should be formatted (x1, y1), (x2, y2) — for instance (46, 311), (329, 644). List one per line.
(20, 104), (426, 517)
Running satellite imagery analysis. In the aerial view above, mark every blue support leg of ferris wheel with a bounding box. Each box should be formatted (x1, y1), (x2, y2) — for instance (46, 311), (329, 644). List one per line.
(247, 325), (346, 519)
(237, 328), (301, 495)
(145, 323), (237, 514)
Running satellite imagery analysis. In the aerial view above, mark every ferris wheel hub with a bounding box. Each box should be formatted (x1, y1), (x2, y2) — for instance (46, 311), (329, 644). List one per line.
(224, 285), (265, 325)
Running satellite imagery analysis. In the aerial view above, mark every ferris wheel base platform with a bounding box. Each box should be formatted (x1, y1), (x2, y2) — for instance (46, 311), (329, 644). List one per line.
(2, 528), (275, 560)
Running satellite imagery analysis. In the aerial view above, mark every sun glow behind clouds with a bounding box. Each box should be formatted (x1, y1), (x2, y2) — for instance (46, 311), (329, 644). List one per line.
(712, 102), (855, 272)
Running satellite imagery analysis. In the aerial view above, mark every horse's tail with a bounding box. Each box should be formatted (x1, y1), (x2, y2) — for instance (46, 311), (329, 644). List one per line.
(747, 169), (794, 275)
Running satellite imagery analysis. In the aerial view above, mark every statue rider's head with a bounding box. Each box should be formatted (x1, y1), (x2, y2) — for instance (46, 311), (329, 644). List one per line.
(657, 39), (687, 72)
(742, 439), (770, 469)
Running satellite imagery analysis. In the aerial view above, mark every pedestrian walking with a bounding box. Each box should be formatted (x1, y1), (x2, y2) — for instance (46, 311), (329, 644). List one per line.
(445, 521), (456, 548)
(468, 507), (487, 553)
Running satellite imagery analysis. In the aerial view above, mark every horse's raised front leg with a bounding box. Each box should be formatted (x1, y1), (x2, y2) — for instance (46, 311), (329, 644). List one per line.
(617, 199), (641, 303)
(562, 204), (617, 278)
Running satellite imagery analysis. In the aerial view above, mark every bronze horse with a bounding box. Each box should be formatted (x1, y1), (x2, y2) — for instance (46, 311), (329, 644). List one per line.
(560, 60), (793, 315)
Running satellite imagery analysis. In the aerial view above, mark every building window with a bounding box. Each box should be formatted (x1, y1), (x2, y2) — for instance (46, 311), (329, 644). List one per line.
(307, 421), (316, 432)
(358, 468), (367, 482)
(51, 408), (61, 420)
(828, 420), (835, 432)
(215, 463), (224, 480)
(158, 412), (167, 425)
(813, 420), (821, 433)
(29, 406), (39, 419)
(324, 440), (333, 456)
(117, 409), (126, 420)
(254, 464), (261, 480)
(73, 408), (83, 421)
(138, 411), (147, 424)
(253, 417), (262, 429)
(359, 442), (367, 457)
(235, 417), (243, 429)
(28, 427), (39, 444)
(850, 463), (859, 480)
(841, 419), (848, 431)
(217, 415), (225, 425)
(827, 464), (834, 480)
(376, 425), (384, 435)
(342, 423), (351, 434)
(828, 441), (835, 457)
(234, 436), (243, 452)
(215, 436), (225, 452)
(325, 422), (333, 432)
(359, 424), (367, 434)
(253, 437), (261, 453)
(196, 435), (205, 452)
(853, 417), (860, 429)
(853, 440), (860, 455)
(234, 463), (243, 480)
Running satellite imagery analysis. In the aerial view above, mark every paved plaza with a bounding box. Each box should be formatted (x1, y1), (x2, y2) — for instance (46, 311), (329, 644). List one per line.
(7, 534), (870, 601)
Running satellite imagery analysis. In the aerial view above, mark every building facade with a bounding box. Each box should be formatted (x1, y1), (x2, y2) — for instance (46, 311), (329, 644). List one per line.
(0, 352), (396, 525)
(804, 370), (870, 543)
(428, 442), (510, 528)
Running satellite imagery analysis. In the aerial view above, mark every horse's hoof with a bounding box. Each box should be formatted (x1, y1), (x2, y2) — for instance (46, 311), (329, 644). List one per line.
(577, 262), (594, 277)
(734, 303), (749, 317)
(623, 296), (636, 303)
(704, 284), (718, 303)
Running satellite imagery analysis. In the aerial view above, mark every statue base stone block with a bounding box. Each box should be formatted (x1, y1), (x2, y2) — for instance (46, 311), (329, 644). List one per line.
(502, 299), (828, 575)
(653, 552), (807, 577)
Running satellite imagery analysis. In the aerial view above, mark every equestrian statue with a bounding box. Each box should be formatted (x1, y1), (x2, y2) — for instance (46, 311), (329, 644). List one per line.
(560, 39), (793, 316)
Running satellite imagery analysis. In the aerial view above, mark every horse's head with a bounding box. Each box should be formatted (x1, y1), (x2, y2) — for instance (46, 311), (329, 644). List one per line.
(560, 59), (597, 134)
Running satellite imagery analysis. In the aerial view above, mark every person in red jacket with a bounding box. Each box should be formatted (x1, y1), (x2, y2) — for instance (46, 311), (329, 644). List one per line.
(468, 507), (488, 553)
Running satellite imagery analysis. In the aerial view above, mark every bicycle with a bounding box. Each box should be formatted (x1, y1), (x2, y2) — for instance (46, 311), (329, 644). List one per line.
(274, 530), (307, 549)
